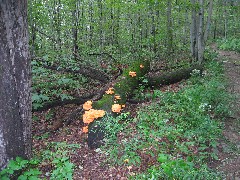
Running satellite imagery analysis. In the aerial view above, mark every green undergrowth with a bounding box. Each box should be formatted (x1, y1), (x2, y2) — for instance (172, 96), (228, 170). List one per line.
(217, 37), (240, 52)
(0, 142), (79, 180)
(100, 60), (231, 179)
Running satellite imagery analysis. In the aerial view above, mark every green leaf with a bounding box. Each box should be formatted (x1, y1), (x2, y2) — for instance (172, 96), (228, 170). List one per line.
(18, 175), (27, 180)
(157, 154), (168, 163)
(60, 94), (73, 101)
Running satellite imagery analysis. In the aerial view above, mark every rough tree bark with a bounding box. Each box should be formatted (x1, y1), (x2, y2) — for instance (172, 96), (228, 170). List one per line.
(0, 0), (32, 169)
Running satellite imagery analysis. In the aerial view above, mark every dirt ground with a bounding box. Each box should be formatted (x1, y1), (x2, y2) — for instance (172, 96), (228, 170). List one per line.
(210, 44), (240, 179)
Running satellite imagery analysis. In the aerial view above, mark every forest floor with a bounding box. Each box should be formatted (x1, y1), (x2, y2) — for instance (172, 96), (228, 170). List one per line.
(32, 45), (240, 180)
(209, 44), (240, 179)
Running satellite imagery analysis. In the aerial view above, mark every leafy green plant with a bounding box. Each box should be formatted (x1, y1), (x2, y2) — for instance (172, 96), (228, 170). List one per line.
(0, 157), (41, 180)
(41, 142), (79, 180)
(0, 142), (79, 180)
(131, 158), (222, 180)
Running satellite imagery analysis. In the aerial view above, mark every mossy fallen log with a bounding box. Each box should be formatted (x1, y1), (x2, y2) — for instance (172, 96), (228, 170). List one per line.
(87, 63), (203, 148)
(147, 64), (203, 87)
(87, 60), (150, 149)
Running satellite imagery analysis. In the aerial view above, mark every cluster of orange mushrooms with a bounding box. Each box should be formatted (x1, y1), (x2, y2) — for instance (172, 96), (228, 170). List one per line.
(82, 64), (144, 133)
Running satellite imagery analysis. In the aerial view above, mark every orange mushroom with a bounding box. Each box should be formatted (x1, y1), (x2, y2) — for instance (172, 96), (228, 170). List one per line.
(114, 95), (121, 100)
(112, 104), (122, 113)
(83, 100), (92, 110)
(83, 109), (105, 124)
(82, 126), (88, 133)
(129, 71), (137, 77)
(105, 87), (115, 94)
(93, 110), (105, 118)
(83, 112), (95, 124)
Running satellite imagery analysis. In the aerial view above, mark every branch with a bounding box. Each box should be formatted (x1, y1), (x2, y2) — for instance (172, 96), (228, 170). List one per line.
(34, 57), (110, 83)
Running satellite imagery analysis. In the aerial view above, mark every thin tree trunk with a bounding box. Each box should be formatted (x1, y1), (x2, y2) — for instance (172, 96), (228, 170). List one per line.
(224, 1), (227, 39)
(166, 0), (173, 56)
(204, 0), (213, 43)
(98, 0), (103, 52)
(190, 0), (197, 61)
(72, 0), (79, 61)
(197, 0), (204, 63)
(88, 0), (93, 48)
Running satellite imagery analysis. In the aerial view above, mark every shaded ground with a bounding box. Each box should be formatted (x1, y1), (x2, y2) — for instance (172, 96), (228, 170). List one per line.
(209, 44), (240, 179)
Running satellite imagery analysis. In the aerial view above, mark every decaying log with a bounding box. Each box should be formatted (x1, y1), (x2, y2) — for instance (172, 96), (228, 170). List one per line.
(147, 64), (203, 86)
(87, 63), (203, 149)
(42, 62), (203, 138)
(87, 60), (150, 149)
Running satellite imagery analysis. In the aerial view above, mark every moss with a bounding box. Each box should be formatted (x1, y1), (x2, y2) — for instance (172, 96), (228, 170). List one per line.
(92, 59), (150, 111)
(92, 94), (113, 111)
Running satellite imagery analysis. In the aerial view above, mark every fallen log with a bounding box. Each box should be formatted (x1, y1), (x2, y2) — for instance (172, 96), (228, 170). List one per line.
(87, 63), (203, 149)
(87, 60), (150, 149)
(147, 64), (203, 87)
(44, 63), (203, 136)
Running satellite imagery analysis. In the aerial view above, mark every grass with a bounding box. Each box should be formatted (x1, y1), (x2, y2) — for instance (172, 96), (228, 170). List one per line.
(100, 59), (231, 179)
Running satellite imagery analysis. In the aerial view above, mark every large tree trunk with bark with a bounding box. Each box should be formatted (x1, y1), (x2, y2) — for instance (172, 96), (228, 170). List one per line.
(0, 0), (31, 170)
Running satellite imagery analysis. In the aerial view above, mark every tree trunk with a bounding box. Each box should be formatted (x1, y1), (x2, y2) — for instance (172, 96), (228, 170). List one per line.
(197, 0), (204, 63)
(204, 0), (213, 43)
(190, 0), (198, 61)
(0, 0), (31, 170)
(166, 0), (173, 56)
(72, 0), (79, 61)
